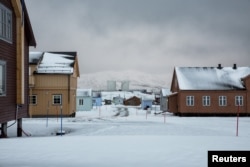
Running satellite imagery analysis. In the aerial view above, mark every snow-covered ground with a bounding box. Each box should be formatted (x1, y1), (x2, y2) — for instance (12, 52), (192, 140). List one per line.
(1, 106), (250, 167)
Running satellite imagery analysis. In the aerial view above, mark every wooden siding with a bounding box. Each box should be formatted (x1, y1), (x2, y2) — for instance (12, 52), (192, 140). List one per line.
(16, 34), (29, 119)
(168, 93), (178, 113)
(29, 89), (76, 117)
(243, 75), (250, 90)
(29, 73), (78, 117)
(124, 96), (141, 106)
(0, 0), (33, 124)
(0, 0), (17, 123)
(34, 75), (72, 89)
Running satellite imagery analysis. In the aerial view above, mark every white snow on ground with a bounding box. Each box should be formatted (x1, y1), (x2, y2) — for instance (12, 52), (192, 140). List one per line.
(1, 106), (250, 167)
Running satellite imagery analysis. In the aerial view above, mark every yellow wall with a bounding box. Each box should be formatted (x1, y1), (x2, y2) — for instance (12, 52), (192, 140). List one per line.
(29, 74), (77, 117)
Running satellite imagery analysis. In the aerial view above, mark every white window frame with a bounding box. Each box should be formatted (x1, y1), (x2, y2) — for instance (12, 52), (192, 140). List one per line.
(0, 60), (6, 96)
(0, 3), (12, 43)
(53, 94), (62, 105)
(29, 95), (37, 105)
(202, 96), (210, 106)
(186, 96), (194, 106)
(219, 96), (227, 106)
(235, 96), (243, 106)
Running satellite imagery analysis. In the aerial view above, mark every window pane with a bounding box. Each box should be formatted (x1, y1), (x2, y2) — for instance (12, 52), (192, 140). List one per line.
(203, 96), (210, 106)
(53, 95), (62, 104)
(0, 61), (6, 95)
(29, 95), (37, 105)
(0, 8), (2, 36)
(186, 96), (194, 106)
(235, 96), (243, 106)
(219, 96), (227, 106)
(0, 65), (3, 92)
(0, 4), (12, 42)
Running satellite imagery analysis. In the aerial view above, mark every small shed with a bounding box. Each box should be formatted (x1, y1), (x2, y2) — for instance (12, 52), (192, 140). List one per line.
(76, 89), (92, 111)
(104, 99), (112, 105)
(141, 98), (153, 110)
(160, 88), (171, 112)
(124, 96), (141, 106)
(113, 96), (124, 105)
(92, 91), (102, 107)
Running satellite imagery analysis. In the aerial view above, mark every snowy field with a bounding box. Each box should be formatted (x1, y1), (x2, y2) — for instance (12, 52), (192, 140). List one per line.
(1, 106), (250, 167)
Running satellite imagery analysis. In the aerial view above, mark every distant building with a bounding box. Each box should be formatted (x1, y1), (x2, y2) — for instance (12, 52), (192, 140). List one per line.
(104, 99), (112, 105)
(107, 80), (116, 91)
(121, 81), (130, 91)
(29, 52), (80, 117)
(92, 91), (102, 107)
(168, 64), (250, 115)
(124, 96), (141, 106)
(76, 89), (92, 111)
(113, 96), (124, 105)
(160, 89), (171, 112)
(141, 98), (153, 110)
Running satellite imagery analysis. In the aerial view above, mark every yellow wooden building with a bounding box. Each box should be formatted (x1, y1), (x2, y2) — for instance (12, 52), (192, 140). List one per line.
(29, 52), (80, 117)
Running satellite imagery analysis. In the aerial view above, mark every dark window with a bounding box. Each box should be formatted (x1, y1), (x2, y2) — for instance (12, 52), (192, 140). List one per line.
(79, 99), (84, 106)
(0, 60), (6, 96)
(53, 94), (62, 105)
(29, 95), (37, 105)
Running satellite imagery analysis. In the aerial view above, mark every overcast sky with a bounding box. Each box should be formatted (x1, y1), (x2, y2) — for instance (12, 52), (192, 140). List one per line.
(26, 0), (250, 77)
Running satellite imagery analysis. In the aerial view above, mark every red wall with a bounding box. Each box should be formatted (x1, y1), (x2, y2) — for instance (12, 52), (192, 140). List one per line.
(176, 90), (248, 115)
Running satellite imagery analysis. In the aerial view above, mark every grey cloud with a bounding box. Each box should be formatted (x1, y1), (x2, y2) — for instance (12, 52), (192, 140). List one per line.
(26, 0), (250, 82)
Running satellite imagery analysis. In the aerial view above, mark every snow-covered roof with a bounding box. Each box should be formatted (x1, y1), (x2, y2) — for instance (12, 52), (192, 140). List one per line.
(175, 66), (250, 90)
(29, 52), (43, 64)
(30, 52), (77, 74)
(77, 89), (92, 97)
(161, 88), (171, 96)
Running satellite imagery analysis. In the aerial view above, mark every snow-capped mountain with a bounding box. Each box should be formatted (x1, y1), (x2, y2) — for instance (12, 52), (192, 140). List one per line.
(78, 70), (169, 91)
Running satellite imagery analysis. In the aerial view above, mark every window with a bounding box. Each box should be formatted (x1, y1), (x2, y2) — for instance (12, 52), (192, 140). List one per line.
(92, 99), (96, 105)
(53, 94), (62, 105)
(29, 95), (37, 105)
(79, 99), (84, 106)
(219, 96), (227, 106)
(235, 96), (243, 106)
(186, 96), (194, 106)
(203, 96), (210, 106)
(0, 3), (12, 43)
(0, 60), (6, 96)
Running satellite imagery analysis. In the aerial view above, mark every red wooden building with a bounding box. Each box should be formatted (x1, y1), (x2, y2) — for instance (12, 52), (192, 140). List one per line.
(0, 0), (36, 137)
(124, 96), (141, 106)
(168, 64), (250, 116)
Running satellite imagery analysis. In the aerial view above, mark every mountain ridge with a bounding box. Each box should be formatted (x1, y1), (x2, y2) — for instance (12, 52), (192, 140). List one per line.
(78, 70), (169, 91)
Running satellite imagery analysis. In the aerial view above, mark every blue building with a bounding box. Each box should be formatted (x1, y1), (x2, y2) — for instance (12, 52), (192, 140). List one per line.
(92, 91), (102, 107)
(141, 98), (153, 110)
(76, 89), (92, 111)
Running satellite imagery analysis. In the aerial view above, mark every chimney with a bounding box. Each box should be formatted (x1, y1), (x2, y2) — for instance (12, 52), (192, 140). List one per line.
(217, 64), (222, 69)
(233, 64), (237, 70)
